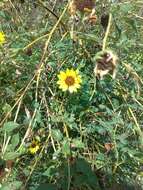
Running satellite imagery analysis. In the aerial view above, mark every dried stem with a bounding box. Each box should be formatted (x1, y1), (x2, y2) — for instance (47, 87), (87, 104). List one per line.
(102, 13), (112, 51)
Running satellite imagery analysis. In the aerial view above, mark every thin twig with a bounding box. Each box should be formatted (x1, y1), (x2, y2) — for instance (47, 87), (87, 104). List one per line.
(38, 0), (67, 31)
(35, 3), (68, 102)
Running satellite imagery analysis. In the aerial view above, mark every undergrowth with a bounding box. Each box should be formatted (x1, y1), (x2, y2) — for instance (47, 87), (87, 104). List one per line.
(0, 0), (143, 190)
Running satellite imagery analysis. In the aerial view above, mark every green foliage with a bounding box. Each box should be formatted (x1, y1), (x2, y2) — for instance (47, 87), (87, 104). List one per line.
(1, 122), (19, 133)
(0, 181), (22, 190)
(0, 0), (143, 190)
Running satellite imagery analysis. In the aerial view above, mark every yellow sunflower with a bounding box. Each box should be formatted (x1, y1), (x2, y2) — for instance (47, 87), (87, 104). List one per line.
(29, 140), (40, 154)
(0, 32), (6, 44)
(57, 68), (82, 93)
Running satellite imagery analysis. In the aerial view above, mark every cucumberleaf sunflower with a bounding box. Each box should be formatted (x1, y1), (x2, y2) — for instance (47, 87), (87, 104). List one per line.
(57, 68), (82, 93)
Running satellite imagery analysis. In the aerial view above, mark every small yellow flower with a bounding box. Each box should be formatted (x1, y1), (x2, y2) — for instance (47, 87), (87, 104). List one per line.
(57, 68), (82, 93)
(0, 32), (6, 44)
(29, 140), (40, 154)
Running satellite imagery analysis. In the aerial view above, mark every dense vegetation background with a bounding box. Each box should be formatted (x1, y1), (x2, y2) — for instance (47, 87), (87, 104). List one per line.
(0, 0), (143, 189)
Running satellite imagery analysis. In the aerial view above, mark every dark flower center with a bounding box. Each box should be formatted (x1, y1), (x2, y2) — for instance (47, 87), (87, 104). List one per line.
(65, 76), (75, 86)
(31, 143), (37, 148)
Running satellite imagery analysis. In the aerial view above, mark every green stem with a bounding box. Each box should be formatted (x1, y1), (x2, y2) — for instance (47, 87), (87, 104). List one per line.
(67, 158), (71, 190)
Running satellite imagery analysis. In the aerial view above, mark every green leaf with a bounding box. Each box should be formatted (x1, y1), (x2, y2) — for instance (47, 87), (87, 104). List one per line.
(43, 166), (56, 177)
(0, 186), (9, 190)
(1, 122), (19, 133)
(3, 152), (21, 160)
(36, 184), (57, 190)
(62, 138), (70, 156)
(2, 103), (11, 114)
(51, 129), (63, 141)
(120, 4), (133, 13)
(71, 139), (84, 149)
(0, 181), (22, 190)
(73, 159), (100, 189)
(10, 133), (20, 150)
(0, 11), (11, 21)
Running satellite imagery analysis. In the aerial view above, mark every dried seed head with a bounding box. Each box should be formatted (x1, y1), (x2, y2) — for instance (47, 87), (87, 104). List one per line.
(101, 14), (109, 30)
(94, 50), (118, 79)
(69, 0), (95, 15)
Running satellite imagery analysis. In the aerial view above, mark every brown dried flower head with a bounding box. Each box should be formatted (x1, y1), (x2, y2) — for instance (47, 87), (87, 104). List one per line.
(94, 50), (118, 79)
(68, 0), (95, 15)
